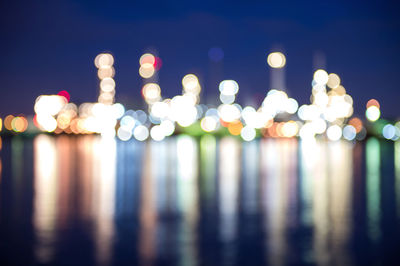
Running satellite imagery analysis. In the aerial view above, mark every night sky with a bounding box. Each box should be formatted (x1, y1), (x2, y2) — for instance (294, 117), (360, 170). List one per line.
(1, 0), (399, 118)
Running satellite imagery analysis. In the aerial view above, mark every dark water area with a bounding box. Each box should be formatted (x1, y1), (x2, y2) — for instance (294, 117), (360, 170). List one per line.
(0, 135), (399, 266)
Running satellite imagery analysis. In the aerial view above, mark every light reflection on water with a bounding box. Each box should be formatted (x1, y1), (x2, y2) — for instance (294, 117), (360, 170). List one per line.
(0, 135), (399, 265)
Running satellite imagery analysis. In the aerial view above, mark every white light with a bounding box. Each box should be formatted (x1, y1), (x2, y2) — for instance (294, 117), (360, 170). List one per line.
(151, 101), (170, 119)
(200, 116), (218, 132)
(135, 110), (148, 124)
(311, 118), (327, 134)
(240, 126), (256, 141)
(218, 104), (241, 123)
(366, 106), (380, 122)
(133, 125), (149, 141)
(112, 103), (125, 119)
(219, 94), (235, 104)
(299, 123), (315, 140)
(327, 125), (342, 141)
(285, 98), (298, 114)
(100, 78), (116, 92)
(34, 95), (66, 116)
(36, 114), (57, 132)
(117, 127), (132, 141)
(120, 115), (136, 130)
(382, 124), (396, 140)
(150, 125), (165, 141)
(313, 69), (329, 85)
(219, 80), (239, 95)
(95, 53), (114, 69)
(343, 125), (356, 141)
(160, 120), (175, 136)
(241, 106), (256, 121)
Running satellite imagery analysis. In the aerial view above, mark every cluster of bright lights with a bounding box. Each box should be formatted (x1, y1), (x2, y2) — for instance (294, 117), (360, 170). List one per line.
(95, 53), (116, 105)
(27, 51), (398, 143)
(34, 94), (67, 132)
(296, 69), (355, 141)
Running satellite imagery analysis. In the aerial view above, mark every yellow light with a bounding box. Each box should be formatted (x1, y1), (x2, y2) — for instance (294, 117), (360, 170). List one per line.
(327, 73), (341, 89)
(281, 121), (299, 137)
(267, 52), (286, 68)
(94, 53), (114, 68)
(0, 118), (2, 131)
(182, 74), (200, 94)
(142, 83), (161, 104)
(366, 106), (380, 122)
(334, 85), (346, 95)
(100, 78), (116, 92)
(98, 67), (115, 79)
(57, 114), (71, 129)
(139, 64), (155, 78)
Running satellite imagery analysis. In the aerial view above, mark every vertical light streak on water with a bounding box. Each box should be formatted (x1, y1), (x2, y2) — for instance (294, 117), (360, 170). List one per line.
(261, 139), (289, 266)
(33, 134), (58, 264)
(241, 140), (259, 214)
(395, 141), (400, 219)
(310, 141), (329, 266)
(151, 139), (173, 260)
(366, 137), (381, 242)
(328, 140), (353, 265)
(76, 136), (95, 221)
(284, 139), (299, 227)
(152, 140), (168, 214)
(11, 137), (24, 219)
(56, 136), (74, 228)
(0, 137), (2, 185)
(176, 135), (199, 266)
(219, 137), (240, 265)
(92, 137), (117, 266)
(199, 135), (217, 208)
(299, 139), (317, 227)
(139, 141), (157, 266)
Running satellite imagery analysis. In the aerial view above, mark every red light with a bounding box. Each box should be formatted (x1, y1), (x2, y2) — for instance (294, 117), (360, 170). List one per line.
(58, 90), (70, 102)
(154, 57), (162, 70)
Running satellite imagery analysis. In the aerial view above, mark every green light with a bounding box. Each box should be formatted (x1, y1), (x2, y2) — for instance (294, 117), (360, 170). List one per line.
(395, 141), (400, 219)
(366, 138), (381, 241)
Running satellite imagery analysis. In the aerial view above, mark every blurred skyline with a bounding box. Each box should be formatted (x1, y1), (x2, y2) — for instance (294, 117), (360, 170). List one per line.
(1, 0), (399, 118)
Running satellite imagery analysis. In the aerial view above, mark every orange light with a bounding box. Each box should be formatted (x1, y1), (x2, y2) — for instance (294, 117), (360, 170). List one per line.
(4, 115), (14, 131)
(11, 117), (28, 132)
(228, 121), (243, 136)
(348, 117), (363, 133)
(366, 99), (380, 109)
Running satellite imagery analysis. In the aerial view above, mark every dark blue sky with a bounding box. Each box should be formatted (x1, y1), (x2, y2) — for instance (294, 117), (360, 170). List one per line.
(1, 0), (399, 118)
